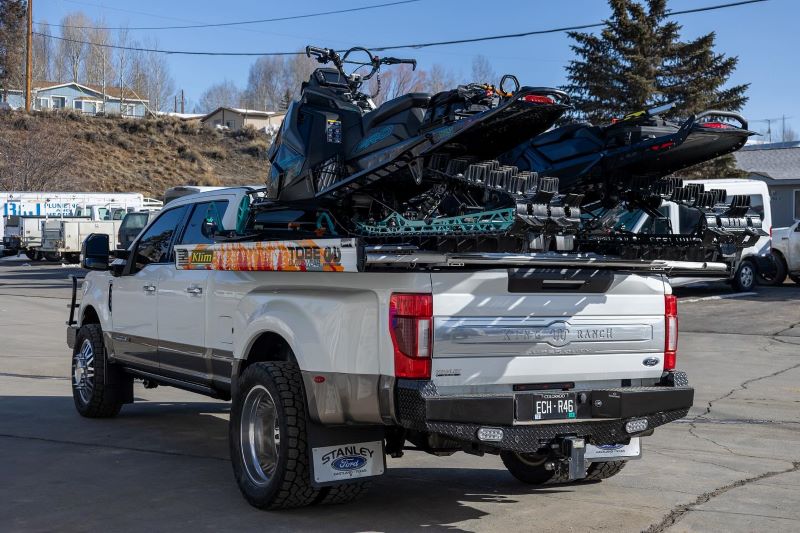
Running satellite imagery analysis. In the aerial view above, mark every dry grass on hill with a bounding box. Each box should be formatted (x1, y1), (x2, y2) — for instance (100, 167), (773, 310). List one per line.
(0, 110), (271, 197)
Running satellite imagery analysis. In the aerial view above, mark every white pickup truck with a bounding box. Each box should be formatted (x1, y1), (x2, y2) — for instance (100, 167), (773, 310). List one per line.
(67, 188), (706, 510)
(770, 220), (800, 285)
(40, 206), (132, 263)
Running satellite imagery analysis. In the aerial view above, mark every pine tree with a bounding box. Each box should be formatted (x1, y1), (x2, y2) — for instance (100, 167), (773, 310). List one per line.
(564, 0), (749, 177)
(0, 0), (27, 101)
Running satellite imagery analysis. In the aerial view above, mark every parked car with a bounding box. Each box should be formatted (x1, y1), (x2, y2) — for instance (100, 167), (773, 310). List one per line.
(768, 220), (800, 285)
(117, 211), (158, 250)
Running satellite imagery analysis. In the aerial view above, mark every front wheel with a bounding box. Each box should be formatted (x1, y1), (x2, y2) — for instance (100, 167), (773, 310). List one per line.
(72, 324), (131, 418)
(758, 251), (787, 286)
(732, 260), (756, 291)
(229, 362), (319, 509)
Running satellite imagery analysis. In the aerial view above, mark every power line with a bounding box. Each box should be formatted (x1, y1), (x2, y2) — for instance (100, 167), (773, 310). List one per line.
(34, 0), (768, 57)
(37, 0), (422, 31)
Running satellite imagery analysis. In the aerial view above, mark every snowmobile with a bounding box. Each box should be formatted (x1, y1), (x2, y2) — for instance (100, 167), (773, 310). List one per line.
(256, 45), (761, 266)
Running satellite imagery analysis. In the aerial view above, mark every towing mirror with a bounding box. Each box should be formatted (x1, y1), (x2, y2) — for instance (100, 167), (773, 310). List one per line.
(81, 233), (110, 271)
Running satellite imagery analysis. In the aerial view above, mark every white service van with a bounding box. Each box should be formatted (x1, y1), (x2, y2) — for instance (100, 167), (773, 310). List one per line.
(605, 179), (772, 291)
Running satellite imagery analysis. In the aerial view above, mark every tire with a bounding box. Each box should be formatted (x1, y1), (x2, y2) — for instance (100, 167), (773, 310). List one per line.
(790, 274), (800, 285)
(732, 260), (756, 291)
(65, 253), (81, 264)
(24, 249), (39, 261)
(314, 481), (372, 505)
(71, 324), (129, 418)
(758, 251), (787, 286)
(43, 252), (62, 262)
(501, 451), (556, 485)
(230, 361), (319, 510)
(583, 461), (626, 481)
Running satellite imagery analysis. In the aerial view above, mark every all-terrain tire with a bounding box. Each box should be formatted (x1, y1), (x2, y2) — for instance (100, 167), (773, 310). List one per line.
(314, 481), (372, 505)
(230, 362), (319, 510)
(71, 324), (129, 418)
(732, 259), (756, 291)
(501, 451), (556, 485)
(583, 460), (626, 481)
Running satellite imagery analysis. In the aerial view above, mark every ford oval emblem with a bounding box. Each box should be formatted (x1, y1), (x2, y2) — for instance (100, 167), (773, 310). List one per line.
(331, 456), (367, 471)
(643, 357), (660, 367)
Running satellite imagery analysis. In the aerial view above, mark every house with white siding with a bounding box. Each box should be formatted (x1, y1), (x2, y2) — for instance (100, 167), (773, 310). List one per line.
(4, 81), (149, 117)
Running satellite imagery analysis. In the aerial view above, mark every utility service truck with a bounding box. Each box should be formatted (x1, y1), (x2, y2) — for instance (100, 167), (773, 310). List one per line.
(66, 187), (709, 510)
(1, 192), (160, 260)
(769, 219), (800, 285)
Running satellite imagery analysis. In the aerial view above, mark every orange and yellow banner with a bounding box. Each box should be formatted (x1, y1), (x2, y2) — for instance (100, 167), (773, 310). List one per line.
(174, 238), (359, 272)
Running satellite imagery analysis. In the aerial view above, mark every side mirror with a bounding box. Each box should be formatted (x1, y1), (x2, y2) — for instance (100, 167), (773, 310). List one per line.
(81, 233), (110, 271)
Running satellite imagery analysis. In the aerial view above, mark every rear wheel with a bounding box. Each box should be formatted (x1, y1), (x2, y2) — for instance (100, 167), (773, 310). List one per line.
(583, 461), (626, 481)
(65, 253), (81, 264)
(230, 361), (319, 509)
(732, 260), (756, 291)
(43, 251), (62, 262)
(24, 249), (39, 261)
(501, 451), (556, 485)
(314, 481), (372, 505)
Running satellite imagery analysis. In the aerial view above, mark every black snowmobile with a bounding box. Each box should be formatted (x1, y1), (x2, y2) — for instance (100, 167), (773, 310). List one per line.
(503, 104), (755, 204)
(256, 45), (761, 264)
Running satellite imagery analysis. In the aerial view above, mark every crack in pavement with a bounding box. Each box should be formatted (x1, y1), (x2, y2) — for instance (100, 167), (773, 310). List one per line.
(642, 461), (800, 533)
(697, 361), (800, 418)
(0, 433), (229, 462)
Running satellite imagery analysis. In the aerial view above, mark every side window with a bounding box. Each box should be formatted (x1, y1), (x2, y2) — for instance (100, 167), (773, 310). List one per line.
(678, 204), (701, 235)
(180, 201), (229, 245)
(133, 206), (188, 269)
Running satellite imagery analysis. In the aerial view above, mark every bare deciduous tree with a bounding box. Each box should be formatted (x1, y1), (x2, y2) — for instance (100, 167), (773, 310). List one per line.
(32, 21), (53, 82)
(471, 54), (496, 85)
(0, 117), (74, 190)
(83, 17), (115, 98)
(59, 12), (90, 82)
(198, 80), (241, 113)
(425, 63), (458, 94)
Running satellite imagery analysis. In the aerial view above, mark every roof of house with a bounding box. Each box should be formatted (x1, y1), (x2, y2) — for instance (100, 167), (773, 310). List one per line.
(734, 144), (800, 182)
(27, 81), (148, 102)
(200, 107), (283, 121)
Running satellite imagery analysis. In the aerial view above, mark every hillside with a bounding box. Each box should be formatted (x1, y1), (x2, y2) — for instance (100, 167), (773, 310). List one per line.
(0, 110), (272, 197)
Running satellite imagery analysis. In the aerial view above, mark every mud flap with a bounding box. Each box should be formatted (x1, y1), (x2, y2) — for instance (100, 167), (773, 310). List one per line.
(306, 422), (386, 487)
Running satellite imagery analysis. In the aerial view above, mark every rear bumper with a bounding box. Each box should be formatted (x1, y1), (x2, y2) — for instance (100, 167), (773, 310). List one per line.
(395, 372), (693, 452)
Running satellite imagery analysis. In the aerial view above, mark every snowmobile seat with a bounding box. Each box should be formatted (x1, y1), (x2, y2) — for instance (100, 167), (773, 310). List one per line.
(362, 92), (431, 131)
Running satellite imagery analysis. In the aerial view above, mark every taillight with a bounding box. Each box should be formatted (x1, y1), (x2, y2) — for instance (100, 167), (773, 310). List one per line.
(523, 94), (555, 104)
(389, 293), (433, 379)
(664, 295), (678, 371)
(699, 121), (731, 129)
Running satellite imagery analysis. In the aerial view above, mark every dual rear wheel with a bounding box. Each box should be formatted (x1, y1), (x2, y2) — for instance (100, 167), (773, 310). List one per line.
(501, 451), (626, 485)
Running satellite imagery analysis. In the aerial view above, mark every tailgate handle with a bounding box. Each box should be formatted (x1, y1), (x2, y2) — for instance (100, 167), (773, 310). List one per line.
(541, 279), (586, 290)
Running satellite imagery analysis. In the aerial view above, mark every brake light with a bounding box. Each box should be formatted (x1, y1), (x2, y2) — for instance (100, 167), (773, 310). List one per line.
(664, 295), (678, 371)
(699, 121), (730, 129)
(523, 95), (555, 104)
(390, 293), (433, 379)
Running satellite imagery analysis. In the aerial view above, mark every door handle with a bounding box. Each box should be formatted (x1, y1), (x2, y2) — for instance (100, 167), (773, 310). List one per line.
(186, 286), (203, 295)
(143, 284), (156, 293)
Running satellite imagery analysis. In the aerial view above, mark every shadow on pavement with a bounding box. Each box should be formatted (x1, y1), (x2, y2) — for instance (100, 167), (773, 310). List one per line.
(0, 394), (567, 532)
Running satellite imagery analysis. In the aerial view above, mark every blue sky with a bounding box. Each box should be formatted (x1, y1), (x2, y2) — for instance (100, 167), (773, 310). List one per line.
(36, 0), (798, 136)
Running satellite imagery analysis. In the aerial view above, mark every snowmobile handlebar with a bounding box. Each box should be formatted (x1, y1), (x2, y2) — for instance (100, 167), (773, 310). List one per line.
(378, 56), (417, 70)
(694, 110), (748, 130)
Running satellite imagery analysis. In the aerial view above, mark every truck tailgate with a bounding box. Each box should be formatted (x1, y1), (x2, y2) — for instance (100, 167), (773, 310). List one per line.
(430, 269), (668, 387)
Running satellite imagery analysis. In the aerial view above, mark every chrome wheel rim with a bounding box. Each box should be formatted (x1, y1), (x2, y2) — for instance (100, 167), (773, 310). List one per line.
(740, 265), (754, 288)
(73, 339), (95, 404)
(240, 384), (281, 486)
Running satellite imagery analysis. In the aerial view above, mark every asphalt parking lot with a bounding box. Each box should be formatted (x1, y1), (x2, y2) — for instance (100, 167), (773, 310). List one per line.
(1, 256), (798, 533)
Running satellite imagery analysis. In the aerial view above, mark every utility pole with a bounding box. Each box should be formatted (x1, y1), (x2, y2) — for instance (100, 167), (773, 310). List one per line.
(180, 89), (185, 114)
(25, 0), (33, 112)
(174, 95), (177, 113)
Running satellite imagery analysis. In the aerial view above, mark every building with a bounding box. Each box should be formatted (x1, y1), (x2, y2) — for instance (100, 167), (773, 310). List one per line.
(4, 81), (149, 117)
(734, 141), (800, 227)
(201, 107), (285, 133)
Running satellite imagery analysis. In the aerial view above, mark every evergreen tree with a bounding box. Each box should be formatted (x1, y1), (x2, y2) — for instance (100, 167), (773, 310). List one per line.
(0, 0), (27, 101)
(564, 0), (749, 176)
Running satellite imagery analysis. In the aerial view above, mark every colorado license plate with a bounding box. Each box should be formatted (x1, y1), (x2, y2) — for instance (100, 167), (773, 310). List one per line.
(532, 392), (578, 420)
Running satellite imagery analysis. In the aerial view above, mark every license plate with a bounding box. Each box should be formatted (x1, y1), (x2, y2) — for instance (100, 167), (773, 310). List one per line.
(532, 392), (577, 420)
